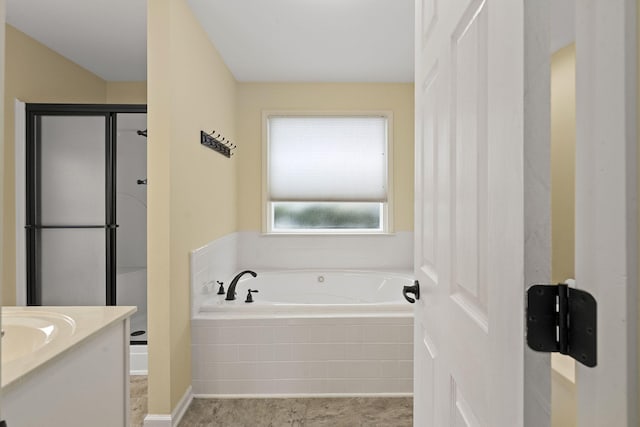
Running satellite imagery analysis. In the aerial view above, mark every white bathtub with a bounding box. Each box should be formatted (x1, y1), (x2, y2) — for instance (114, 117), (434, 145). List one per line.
(199, 270), (412, 316)
(192, 270), (414, 396)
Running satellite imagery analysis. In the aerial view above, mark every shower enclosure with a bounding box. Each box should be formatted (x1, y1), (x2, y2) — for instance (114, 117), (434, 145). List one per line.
(25, 104), (148, 344)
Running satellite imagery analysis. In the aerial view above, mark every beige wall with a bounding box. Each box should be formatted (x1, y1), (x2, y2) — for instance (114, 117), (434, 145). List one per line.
(550, 44), (576, 284)
(106, 81), (147, 104)
(147, 0), (237, 413)
(236, 83), (414, 232)
(1, 25), (147, 306)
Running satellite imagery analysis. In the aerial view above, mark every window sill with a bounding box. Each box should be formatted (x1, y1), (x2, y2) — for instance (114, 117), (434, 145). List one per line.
(260, 231), (397, 237)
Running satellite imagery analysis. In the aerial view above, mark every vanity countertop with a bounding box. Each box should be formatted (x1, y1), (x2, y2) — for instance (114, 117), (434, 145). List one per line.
(1, 306), (136, 389)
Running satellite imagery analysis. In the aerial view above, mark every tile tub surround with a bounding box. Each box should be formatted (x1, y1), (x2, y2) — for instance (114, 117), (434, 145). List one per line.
(191, 233), (239, 316)
(191, 316), (413, 396)
(190, 232), (414, 397)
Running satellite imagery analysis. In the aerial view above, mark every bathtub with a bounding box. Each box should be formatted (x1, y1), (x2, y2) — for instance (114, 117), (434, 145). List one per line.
(192, 270), (414, 397)
(199, 270), (412, 316)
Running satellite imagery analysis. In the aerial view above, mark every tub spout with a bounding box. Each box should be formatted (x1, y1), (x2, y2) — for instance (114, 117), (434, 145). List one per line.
(225, 270), (257, 301)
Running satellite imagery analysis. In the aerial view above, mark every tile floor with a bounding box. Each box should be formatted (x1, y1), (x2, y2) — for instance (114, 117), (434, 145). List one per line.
(130, 376), (412, 427)
(131, 376), (148, 427)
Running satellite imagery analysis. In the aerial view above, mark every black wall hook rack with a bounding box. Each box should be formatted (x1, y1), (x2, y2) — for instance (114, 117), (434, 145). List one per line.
(201, 130), (236, 158)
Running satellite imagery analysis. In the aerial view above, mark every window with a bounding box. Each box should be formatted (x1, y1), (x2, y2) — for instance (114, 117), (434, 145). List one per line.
(265, 114), (392, 233)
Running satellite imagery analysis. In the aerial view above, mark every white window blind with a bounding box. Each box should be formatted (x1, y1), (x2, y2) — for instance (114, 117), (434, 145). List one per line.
(268, 116), (388, 202)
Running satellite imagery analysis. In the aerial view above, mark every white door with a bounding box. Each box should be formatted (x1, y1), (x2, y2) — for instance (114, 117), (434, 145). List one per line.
(575, 1), (638, 425)
(413, 0), (551, 425)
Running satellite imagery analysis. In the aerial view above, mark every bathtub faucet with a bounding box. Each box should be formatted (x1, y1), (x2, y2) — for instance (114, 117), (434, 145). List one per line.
(225, 270), (257, 301)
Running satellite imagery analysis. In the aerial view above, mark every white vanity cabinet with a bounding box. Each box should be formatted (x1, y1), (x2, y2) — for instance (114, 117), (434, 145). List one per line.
(1, 306), (136, 427)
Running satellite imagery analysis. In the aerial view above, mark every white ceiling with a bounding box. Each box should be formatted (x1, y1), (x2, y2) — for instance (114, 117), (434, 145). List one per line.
(6, 0), (575, 84)
(6, 0), (414, 83)
(7, 0), (147, 81)
(187, 0), (415, 83)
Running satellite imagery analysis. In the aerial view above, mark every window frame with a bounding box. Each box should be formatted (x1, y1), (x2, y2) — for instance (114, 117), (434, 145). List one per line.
(262, 111), (394, 235)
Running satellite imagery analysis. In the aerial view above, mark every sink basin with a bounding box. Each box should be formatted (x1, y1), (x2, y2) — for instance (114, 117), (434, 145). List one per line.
(2, 310), (76, 363)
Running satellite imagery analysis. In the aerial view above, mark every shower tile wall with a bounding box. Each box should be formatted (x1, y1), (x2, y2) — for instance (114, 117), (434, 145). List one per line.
(116, 113), (148, 341)
(116, 114), (147, 270)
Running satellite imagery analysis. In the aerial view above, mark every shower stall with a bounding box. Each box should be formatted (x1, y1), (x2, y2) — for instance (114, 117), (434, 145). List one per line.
(24, 104), (148, 346)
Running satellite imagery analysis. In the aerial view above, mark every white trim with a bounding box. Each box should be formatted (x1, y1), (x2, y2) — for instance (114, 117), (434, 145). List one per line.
(142, 385), (193, 427)
(261, 111), (269, 232)
(14, 99), (26, 306)
(171, 385), (193, 426)
(575, 0), (638, 424)
(130, 344), (148, 375)
(193, 392), (413, 399)
(142, 415), (171, 427)
(124, 319), (131, 427)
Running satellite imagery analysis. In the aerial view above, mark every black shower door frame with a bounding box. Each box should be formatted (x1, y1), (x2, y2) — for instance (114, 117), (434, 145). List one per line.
(25, 103), (147, 306)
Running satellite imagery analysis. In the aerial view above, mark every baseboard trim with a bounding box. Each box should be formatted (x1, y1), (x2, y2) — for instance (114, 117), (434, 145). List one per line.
(172, 385), (193, 426)
(143, 385), (193, 427)
(193, 392), (413, 399)
(142, 414), (171, 427)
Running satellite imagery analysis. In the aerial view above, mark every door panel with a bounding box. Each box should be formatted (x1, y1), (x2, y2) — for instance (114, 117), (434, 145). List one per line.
(414, 325), (436, 426)
(414, 30), (444, 427)
(26, 109), (114, 306)
(414, 0), (550, 425)
(40, 228), (106, 306)
(39, 116), (106, 225)
(451, 0), (488, 322)
(419, 65), (439, 287)
(451, 378), (482, 427)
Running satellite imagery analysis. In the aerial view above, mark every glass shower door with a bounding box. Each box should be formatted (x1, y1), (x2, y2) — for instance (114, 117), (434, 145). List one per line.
(26, 114), (114, 306)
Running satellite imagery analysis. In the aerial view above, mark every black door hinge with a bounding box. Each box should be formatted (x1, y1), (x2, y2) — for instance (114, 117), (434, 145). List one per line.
(526, 283), (597, 367)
